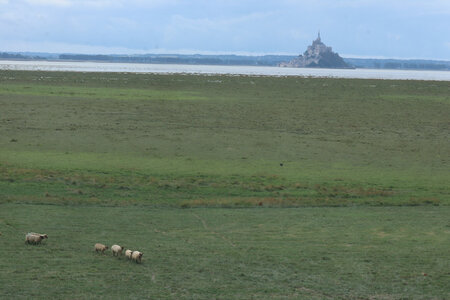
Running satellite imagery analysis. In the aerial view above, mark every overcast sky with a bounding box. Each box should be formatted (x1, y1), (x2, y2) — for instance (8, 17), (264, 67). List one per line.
(1, 0), (449, 59)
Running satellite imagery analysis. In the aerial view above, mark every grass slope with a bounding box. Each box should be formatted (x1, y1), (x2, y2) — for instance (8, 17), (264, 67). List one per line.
(0, 70), (449, 298)
(0, 70), (448, 207)
(1, 204), (449, 299)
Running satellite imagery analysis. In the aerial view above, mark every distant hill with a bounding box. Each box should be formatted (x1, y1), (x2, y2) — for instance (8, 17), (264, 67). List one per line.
(1, 51), (449, 71)
(279, 33), (351, 69)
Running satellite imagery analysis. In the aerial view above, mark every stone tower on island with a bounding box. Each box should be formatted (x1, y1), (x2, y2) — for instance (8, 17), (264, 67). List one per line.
(280, 32), (351, 69)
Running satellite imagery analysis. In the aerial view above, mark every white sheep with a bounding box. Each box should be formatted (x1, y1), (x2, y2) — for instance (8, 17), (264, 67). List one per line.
(25, 232), (48, 245)
(111, 244), (124, 257)
(94, 243), (108, 254)
(125, 249), (133, 260)
(131, 251), (143, 263)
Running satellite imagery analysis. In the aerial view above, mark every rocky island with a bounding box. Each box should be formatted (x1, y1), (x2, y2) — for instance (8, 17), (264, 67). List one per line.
(280, 32), (352, 69)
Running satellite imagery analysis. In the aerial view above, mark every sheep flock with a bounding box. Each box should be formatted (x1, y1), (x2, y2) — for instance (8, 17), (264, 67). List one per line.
(25, 232), (144, 264)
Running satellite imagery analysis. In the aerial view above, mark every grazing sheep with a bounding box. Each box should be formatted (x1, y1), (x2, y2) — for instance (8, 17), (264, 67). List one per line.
(25, 233), (48, 245)
(94, 243), (108, 254)
(111, 245), (124, 257)
(125, 249), (133, 260)
(25, 234), (44, 245)
(131, 251), (143, 264)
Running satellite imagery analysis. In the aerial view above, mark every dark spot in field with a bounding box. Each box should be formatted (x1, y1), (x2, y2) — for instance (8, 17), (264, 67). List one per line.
(280, 163), (283, 166)
(10, 139), (18, 142)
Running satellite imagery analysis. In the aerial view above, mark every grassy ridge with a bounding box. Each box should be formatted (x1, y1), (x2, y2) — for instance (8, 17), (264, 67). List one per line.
(1, 204), (449, 299)
(1, 71), (449, 298)
(0, 70), (448, 207)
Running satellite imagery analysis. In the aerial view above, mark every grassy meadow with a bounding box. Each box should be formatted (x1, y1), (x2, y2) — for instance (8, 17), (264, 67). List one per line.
(1, 204), (449, 299)
(0, 70), (449, 298)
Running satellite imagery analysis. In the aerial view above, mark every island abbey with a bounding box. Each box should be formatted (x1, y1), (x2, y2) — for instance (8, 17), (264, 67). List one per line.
(280, 32), (351, 69)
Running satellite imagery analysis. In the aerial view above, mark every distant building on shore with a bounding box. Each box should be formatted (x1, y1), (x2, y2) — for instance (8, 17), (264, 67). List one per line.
(280, 32), (352, 69)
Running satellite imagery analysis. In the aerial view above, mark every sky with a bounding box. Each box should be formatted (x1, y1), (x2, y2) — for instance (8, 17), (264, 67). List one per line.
(0, 0), (449, 60)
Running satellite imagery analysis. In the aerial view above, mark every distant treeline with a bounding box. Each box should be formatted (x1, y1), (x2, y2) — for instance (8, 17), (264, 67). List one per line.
(1, 51), (449, 71)
(0, 52), (46, 60)
(58, 54), (293, 66)
(344, 58), (450, 71)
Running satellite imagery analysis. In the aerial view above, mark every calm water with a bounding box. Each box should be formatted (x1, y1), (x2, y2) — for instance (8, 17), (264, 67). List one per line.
(1, 60), (449, 81)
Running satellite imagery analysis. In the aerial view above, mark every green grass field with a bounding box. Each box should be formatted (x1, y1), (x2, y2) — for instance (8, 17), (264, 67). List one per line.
(0, 70), (449, 298)
(1, 204), (449, 299)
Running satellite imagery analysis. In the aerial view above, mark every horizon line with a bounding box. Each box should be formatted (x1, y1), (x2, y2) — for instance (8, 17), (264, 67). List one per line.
(2, 49), (450, 62)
